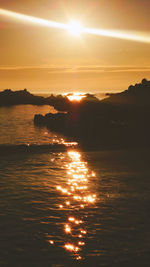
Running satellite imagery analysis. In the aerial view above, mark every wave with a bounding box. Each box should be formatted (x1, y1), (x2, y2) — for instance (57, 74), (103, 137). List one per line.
(0, 143), (69, 154)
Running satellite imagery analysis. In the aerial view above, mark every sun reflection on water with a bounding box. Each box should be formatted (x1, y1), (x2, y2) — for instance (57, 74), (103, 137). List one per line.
(52, 137), (78, 147)
(56, 150), (97, 260)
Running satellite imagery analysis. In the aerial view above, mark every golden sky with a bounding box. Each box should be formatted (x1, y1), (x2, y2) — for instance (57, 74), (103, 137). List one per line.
(0, 0), (150, 93)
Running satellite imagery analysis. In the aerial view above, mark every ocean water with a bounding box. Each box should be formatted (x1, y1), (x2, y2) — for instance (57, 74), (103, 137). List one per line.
(0, 105), (59, 145)
(0, 105), (150, 267)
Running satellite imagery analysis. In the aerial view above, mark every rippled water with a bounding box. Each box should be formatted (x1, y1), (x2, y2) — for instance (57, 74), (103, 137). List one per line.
(0, 106), (150, 266)
(0, 105), (59, 145)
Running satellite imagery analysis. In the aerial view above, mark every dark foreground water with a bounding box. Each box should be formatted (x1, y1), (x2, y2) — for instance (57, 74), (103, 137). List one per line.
(0, 106), (150, 267)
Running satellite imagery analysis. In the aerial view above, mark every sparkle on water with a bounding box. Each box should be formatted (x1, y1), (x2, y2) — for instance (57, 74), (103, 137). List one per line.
(55, 150), (97, 260)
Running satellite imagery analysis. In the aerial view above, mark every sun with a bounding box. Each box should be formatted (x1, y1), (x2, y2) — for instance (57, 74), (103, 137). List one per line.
(66, 93), (86, 102)
(68, 21), (83, 36)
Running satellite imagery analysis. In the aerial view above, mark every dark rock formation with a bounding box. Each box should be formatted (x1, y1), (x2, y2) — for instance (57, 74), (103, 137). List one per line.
(0, 89), (47, 106)
(0, 89), (99, 109)
(45, 93), (99, 112)
(34, 79), (150, 150)
(104, 78), (150, 107)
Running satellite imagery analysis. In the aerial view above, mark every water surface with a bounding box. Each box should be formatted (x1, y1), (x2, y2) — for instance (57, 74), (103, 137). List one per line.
(0, 106), (150, 266)
(0, 105), (58, 145)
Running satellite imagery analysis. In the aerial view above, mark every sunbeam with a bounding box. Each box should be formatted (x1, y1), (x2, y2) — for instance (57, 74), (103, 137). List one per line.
(0, 8), (150, 44)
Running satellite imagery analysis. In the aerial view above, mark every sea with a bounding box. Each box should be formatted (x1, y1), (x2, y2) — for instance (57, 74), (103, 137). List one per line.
(0, 105), (150, 267)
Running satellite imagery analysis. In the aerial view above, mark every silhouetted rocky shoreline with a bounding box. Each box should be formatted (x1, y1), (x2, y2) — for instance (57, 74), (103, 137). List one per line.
(0, 88), (99, 109)
(0, 88), (48, 106)
(1, 79), (150, 149)
(34, 79), (150, 150)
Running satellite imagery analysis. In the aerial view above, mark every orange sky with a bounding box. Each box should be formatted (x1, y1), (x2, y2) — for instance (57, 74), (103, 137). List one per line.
(0, 0), (150, 93)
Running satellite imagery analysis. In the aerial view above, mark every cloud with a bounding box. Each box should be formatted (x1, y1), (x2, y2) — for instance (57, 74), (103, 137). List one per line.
(0, 65), (150, 73)
(72, 66), (150, 73)
(0, 65), (69, 72)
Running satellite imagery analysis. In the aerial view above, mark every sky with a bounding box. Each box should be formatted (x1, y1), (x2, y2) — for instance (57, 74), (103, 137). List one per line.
(0, 0), (150, 93)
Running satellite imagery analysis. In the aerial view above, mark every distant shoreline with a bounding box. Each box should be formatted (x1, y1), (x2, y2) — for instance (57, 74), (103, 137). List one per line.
(0, 89), (107, 107)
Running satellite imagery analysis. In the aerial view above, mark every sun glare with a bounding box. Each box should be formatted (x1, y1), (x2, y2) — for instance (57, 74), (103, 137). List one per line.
(1, 8), (150, 43)
(68, 21), (83, 36)
(66, 93), (86, 102)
